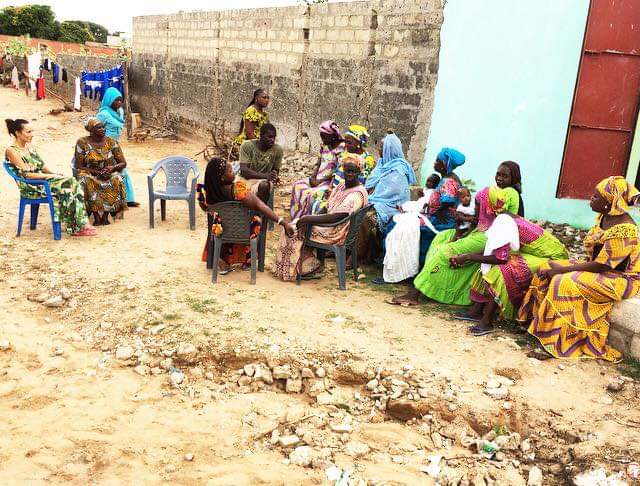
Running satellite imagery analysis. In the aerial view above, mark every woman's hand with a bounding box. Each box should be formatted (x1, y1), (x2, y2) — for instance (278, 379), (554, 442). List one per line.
(284, 223), (296, 238)
(309, 176), (319, 188)
(449, 254), (469, 268)
(538, 262), (564, 280)
(296, 216), (308, 229)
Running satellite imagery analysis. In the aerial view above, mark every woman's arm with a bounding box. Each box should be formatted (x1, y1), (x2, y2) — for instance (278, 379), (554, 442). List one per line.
(244, 120), (256, 140)
(542, 260), (611, 279)
(111, 142), (127, 172)
(242, 192), (281, 223)
(308, 160), (322, 187)
(298, 212), (349, 226)
(450, 252), (506, 268)
(5, 148), (55, 180)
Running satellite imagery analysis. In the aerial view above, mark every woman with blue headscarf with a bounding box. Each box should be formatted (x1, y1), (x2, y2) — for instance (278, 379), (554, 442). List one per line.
(356, 133), (416, 264)
(96, 87), (139, 207)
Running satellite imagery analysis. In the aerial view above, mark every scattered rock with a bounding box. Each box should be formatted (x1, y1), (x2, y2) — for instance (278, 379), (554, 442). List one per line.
(238, 376), (253, 387)
(330, 424), (353, 434)
(44, 296), (64, 308)
(607, 380), (625, 393)
(366, 379), (378, 391)
(30, 292), (50, 303)
(160, 358), (174, 370)
(244, 364), (256, 377)
(0, 340), (11, 351)
(170, 370), (185, 386)
(59, 288), (72, 300)
(485, 386), (509, 399)
(316, 392), (335, 406)
(315, 367), (326, 378)
(387, 399), (430, 421)
(254, 365), (273, 384)
(134, 365), (149, 376)
(273, 365), (292, 380)
(164, 464), (176, 473)
(286, 378), (303, 393)
(184, 453), (194, 462)
(279, 435), (301, 447)
(115, 346), (135, 361)
(289, 446), (314, 467)
(344, 441), (370, 458)
(301, 367), (314, 379)
(150, 324), (166, 335)
(176, 343), (198, 364)
(527, 466), (543, 486)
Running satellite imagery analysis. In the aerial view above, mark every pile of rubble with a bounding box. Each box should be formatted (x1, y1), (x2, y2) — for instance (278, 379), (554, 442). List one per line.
(535, 220), (588, 259)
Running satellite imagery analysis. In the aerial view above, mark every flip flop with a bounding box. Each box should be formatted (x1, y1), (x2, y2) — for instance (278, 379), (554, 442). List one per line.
(372, 277), (388, 285)
(219, 268), (234, 275)
(454, 314), (480, 323)
(469, 325), (496, 336)
(385, 298), (420, 307)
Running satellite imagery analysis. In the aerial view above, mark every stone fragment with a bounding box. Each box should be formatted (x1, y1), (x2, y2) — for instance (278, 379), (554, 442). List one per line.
(279, 435), (301, 447)
(238, 376), (252, 387)
(44, 296), (64, 307)
(286, 378), (303, 393)
(344, 441), (370, 458)
(366, 379), (378, 391)
(272, 365), (292, 380)
(316, 392), (334, 405)
(150, 324), (166, 335)
(301, 367), (314, 379)
(115, 346), (135, 361)
(184, 453), (194, 462)
(0, 340), (11, 351)
(60, 288), (72, 300)
(160, 358), (173, 370)
(176, 343), (197, 363)
(254, 365), (273, 384)
(170, 370), (185, 386)
(134, 365), (149, 376)
(527, 466), (543, 486)
(330, 424), (353, 434)
(607, 380), (624, 392)
(244, 364), (256, 377)
(289, 446), (314, 467)
(315, 367), (326, 378)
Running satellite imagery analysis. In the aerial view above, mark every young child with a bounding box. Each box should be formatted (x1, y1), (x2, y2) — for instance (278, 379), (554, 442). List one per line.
(402, 173), (440, 214)
(453, 187), (476, 240)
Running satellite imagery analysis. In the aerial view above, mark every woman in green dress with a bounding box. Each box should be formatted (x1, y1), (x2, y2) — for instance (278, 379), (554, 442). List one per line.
(4, 118), (96, 237)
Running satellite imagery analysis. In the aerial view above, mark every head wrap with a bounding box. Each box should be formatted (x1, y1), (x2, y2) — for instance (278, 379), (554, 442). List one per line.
(596, 176), (640, 216)
(97, 87), (125, 139)
(436, 147), (466, 173)
(345, 125), (370, 147)
(366, 133), (416, 189)
(319, 120), (344, 141)
(341, 153), (364, 171)
(84, 117), (102, 132)
(203, 158), (232, 204)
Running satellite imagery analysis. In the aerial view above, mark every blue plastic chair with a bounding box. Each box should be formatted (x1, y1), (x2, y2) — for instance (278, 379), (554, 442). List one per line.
(3, 160), (62, 240)
(148, 156), (200, 230)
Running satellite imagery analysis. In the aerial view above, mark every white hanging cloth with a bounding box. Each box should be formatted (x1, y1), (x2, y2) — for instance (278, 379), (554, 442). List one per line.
(26, 52), (41, 92)
(11, 66), (19, 89)
(74, 76), (81, 110)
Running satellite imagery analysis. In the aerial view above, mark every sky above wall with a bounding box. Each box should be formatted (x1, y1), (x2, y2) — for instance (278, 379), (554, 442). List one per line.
(0, 0), (330, 33)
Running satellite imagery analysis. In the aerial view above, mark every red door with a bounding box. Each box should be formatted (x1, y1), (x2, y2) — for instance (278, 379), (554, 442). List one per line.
(557, 0), (640, 199)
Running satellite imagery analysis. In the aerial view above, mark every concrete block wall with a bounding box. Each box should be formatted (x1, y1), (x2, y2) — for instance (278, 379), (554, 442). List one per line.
(130, 0), (443, 167)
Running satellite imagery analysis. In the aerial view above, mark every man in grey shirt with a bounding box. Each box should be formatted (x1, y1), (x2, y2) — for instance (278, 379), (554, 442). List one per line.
(238, 123), (283, 202)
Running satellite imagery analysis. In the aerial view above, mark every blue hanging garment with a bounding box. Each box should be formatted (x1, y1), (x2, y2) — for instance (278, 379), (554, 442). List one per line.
(52, 63), (60, 84)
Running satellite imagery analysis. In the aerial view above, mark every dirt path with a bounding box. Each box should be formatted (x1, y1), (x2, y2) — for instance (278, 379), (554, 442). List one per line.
(1, 86), (639, 485)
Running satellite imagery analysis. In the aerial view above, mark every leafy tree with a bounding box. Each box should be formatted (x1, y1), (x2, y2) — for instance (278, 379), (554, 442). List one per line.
(64, 20), (108, 43)
(0, 5), (60, 39)
(58, 21), (94, 44)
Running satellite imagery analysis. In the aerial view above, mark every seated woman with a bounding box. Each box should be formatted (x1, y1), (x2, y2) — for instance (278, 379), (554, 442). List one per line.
(198, 157), (294, 273)
(75, 117), (128, 226)
(359, 133), (416, 267)
(272, 156), (368, 281)
(234, 88), (270, 147)
(289, 120), (345, 219)
(96, 87), (139, 208)
(449, 207), (567, 336)
(4, 118), (96, 236)
(390, 162), (523, 306)
(519, 176), (640, 361)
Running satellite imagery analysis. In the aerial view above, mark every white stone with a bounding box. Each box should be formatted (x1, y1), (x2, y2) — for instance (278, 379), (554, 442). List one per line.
(289, 446), (313, 467)
(273, 365), (292, 380)
(244, 364), (256, 377)
(0, 340), (12, 351)
(165, 464), (176, 473)
(150, 324), (166, 335)
(527, 466), (543, 486)
(316, 392), (334, 405)
(315, 367), (326, 378)
(330, 424), (353, 434)
(160, 358), (173, 370)
(485, 379), (502, 389)
(366, 379), (378, 391)
(286, 378), (303, 393)
(170, 370), (184, 386)
(345, 441), (370, 458)
(134, 365), (149, 376)
(184, 453), (194, 462)
(116, 346), (135, 361)
(176, 343), (197, 363)
(279, 435), (301, 447)
(44, 296), (64, 307)
(502, 402), (513, 410)
(610, 297), (640, 334)
(238, 376), (252, 387)
(485, 386), (509, 399)
(254, 365), (273, 384)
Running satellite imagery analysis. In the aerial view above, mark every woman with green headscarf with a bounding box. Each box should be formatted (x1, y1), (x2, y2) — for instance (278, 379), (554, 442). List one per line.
(388, 161), (523, 306)
(96, 86), (139, 207)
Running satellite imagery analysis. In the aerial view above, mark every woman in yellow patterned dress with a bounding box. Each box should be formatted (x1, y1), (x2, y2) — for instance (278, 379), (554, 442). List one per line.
(519, 176), (640, 361)
(75, 117), (128, 226)
(234, 88), (270, 146)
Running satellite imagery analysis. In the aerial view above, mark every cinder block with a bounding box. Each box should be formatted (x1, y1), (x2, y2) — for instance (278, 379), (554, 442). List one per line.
(336, 16), (349, 27)
(339, 30), (355, 42)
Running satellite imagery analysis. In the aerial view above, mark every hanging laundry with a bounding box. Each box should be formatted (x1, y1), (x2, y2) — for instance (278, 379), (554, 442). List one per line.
(52, 63), (60, 83)
(26, 52), (41, 92)
(62, 68), (68, 83)
(74, 76), (81, 111)
(11, 66), (19, 90)
(36, 76), (46, 100)
(43, 58), (51, 71)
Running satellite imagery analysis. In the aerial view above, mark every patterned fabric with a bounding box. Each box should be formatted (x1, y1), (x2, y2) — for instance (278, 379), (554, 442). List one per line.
(475, 186), (521, 231)
(75, 136), (127, 215)
(469, 216), (567, 319)
(520, 222), (640, 361)
(427, 175), (461, 227)
(273, 183), (368, 281)
(8, 146), (88, 233)
(235, 106), (269, 145)
(198, 180), (261, 266)
(596, 176), (639, 217)
(289, 142), (344, 219)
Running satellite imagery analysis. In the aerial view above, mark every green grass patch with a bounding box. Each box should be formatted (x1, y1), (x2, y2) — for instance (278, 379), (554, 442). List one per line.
(619, 358), (640, 381)
(163, 312), (182, 321)
(185, 296), (220, 313)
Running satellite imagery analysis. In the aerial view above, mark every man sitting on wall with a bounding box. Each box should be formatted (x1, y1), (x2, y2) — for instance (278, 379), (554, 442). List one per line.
(237, 123), (283, 202)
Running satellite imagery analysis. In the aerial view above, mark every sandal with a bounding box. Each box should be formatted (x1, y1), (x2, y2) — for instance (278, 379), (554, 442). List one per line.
(526, 349), (552, 361)
(469, 325), (495, 336)
(372, 277), (389, 285)
(454, 314), (481, 323)
(385, 297), (420, 307)
(72, 226), (97, 237)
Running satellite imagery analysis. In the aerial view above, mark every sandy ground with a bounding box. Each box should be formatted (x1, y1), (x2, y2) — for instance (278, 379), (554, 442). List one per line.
(0, 86), (639, 485)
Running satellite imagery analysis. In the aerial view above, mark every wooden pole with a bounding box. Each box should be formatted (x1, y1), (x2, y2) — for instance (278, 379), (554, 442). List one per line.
(123, 60), (132, 138)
